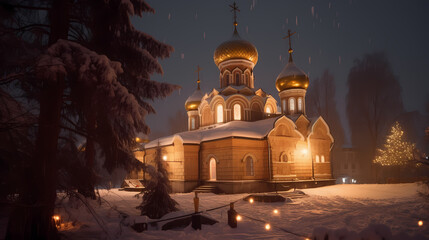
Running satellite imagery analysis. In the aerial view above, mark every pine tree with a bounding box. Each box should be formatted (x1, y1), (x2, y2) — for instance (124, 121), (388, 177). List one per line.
(137, 144), (178, 219)
(1, 0), (178, 237)
(374, 121), (415, 167)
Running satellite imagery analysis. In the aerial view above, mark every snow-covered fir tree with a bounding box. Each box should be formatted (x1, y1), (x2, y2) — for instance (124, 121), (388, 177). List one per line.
(137, 143), (178, 219)
(1, 0), (178, 238)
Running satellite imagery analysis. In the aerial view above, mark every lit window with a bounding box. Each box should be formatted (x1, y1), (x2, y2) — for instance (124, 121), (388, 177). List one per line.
(315, 155), (320, 163)
(216, 104), (223, 123)
(233, 104), (241, 120)
(282, 99), (286, 113)
(266, 106), (272, 114)
(321, 155), (325, 163)
(298, 98), (302, 111)
(289, 98), (295, 112)
(191, 118), (195, 130)
(245, 156), (254, 176)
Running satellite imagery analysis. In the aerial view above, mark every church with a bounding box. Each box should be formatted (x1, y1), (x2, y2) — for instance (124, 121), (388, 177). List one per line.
(141, 5), (335, 193)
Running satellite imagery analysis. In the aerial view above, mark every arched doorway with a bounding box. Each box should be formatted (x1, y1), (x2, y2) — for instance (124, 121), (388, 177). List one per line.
(209, 158), (217, 180)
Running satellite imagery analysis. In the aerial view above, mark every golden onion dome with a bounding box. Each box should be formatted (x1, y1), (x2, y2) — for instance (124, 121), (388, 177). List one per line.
(275, 61), (309, 92)
(213, 29), (258, 67)
(185, 88), (204, 111)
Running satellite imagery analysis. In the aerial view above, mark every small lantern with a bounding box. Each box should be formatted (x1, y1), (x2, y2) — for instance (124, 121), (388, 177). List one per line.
(265, 223), (271, 230)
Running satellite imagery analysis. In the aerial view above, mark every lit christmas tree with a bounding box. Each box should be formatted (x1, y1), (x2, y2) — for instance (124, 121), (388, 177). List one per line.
(374, 121), (415, 166)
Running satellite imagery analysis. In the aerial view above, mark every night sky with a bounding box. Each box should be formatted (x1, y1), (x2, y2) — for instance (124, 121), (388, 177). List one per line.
(132, 0), (429, 141)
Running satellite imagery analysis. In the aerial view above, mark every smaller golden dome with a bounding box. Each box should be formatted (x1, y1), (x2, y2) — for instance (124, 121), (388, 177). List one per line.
(185, 89), (203, 111)
(213, 29), (258, 67)
(275, 62), (309, 92)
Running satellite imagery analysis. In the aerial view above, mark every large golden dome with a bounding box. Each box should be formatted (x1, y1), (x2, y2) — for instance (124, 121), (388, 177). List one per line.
(214, 29), (258, 67)
(275, 61), (309, 92)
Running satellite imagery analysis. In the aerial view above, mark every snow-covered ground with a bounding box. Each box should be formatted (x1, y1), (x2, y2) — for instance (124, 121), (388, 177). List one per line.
(46, 183), (429, 239)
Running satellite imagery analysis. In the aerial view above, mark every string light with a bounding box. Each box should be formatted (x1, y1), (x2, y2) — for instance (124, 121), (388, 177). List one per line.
(273, 209), (279, 214)
(236, 215), (242, 221)
(249, 198), (254, 204)
(265, 223), (271, 230)
(374, 122), (415, 166)
(418, 220), (423, 227)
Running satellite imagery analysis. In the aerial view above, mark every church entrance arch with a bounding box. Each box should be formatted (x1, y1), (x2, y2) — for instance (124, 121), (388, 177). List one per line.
(209, 158), (217, 180)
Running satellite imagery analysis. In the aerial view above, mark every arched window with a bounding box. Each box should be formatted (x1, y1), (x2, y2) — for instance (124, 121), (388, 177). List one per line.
(298, 98), (303, 111)
(216, 104), (223, 123)
(191, 117), (195, 130)
(315, 155), (320, 163)
(233, 104), (241, 120)
(289, 98), (295, 112)
(280, 152), (289, 162)
(224, 73), (230, 86)
(245, 73), (249, 86)
(235, 73), (240, 85)
(265, 106), (272, 114)
(282, 99), (286, 113)
(245, 156), (254, 176)
(321, 155), (325, 163)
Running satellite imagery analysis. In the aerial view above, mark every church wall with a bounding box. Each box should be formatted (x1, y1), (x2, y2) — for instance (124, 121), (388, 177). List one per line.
(270, 137), (313, 180)
(310, 138), (333, 179)
(200, 138), (268, 181)
(183, 144), (200, 181)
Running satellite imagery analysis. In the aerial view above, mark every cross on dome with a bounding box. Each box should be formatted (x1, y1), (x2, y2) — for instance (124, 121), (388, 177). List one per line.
(196, 65), (202, 90)
(229, 2), (240, 29)
(283, 29), (296, 62)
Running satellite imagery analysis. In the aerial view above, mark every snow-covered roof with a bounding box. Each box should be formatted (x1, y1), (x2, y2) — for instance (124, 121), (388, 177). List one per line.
(145, 117), (280, 149)
(276, 61), (307, 80)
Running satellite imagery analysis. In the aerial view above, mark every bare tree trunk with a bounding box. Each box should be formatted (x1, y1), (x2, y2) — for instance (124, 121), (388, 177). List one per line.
(6, 1), (70, 239)
(78, 109), (97, 199)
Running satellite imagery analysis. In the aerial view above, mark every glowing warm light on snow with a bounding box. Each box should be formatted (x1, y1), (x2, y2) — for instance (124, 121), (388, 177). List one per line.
(418, 220), (423, 227)
(265, 223), (271, 230)
(236, 215), (242, 221)
(273, 209), (279, 214)
(249, 198), (254, 203)
(162, 155), (167, 161)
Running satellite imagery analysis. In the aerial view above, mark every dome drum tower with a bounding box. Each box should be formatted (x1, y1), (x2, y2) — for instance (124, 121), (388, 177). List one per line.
(275, 30), (309, 116)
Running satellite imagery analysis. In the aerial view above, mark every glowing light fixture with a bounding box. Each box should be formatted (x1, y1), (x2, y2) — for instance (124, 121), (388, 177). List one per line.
(265, 223), (271, 230)
(342, 177), (346, 184)
(273, 209), (279, 214)
(301, 148), (308, 155)
(162, 155), (167, 161)
(249, 198), (254, 204)
(418, 220), (423, 227)
(236, 215), (242, 221)
(52, 215), (61, 228)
